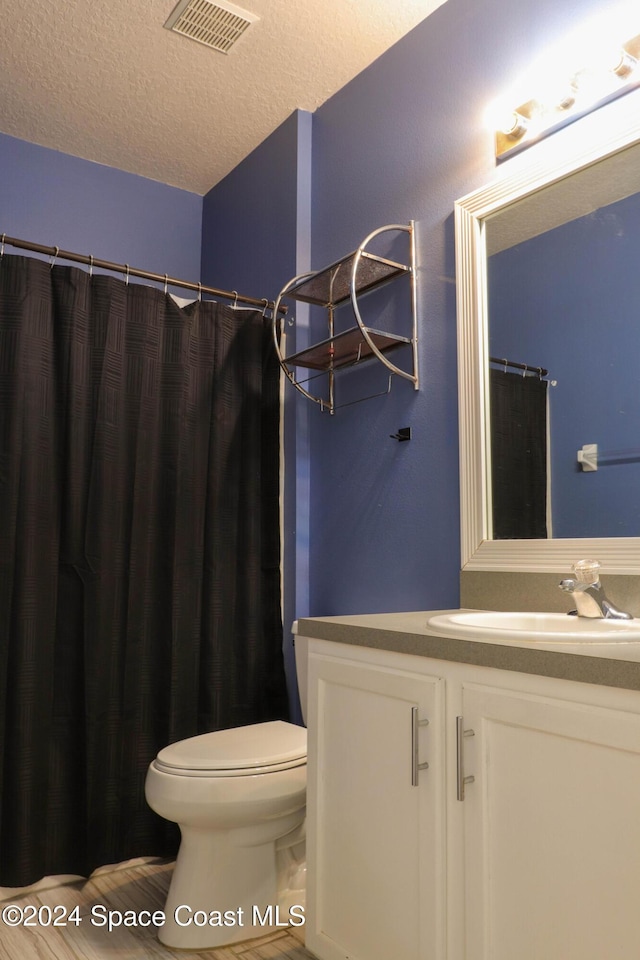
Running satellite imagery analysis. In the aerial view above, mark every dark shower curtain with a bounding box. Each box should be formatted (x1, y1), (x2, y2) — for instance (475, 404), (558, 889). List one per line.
(0, 254), (288, 887)
(490, 367), (548, 539)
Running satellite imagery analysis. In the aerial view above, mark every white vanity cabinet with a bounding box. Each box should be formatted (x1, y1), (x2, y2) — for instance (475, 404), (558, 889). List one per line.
(461, 679), (640, 960)
(306, 645), (447, 960)
(304, 634), (640, 960)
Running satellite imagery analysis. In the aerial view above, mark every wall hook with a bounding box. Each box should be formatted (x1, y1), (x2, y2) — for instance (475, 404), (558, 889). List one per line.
(577, 443), (598, 471)
(390, 427), (411, 442)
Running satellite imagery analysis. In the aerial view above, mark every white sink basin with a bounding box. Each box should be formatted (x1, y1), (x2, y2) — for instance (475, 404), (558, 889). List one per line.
(427, 610), (640, 644)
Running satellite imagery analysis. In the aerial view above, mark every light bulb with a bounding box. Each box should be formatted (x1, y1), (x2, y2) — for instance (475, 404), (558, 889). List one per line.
(611, 49), (637, 77)
(500, 111), (528, 139)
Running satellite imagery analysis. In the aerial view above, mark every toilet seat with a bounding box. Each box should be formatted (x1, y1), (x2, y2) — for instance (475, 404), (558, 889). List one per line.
(154, 720), (307, 777)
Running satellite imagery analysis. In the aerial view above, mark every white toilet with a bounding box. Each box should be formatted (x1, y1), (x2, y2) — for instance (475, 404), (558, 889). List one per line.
(144, 631), (308, 950)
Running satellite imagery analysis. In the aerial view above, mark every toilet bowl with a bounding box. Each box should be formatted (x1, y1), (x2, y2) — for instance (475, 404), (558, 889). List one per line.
(145, 631), (308, 950)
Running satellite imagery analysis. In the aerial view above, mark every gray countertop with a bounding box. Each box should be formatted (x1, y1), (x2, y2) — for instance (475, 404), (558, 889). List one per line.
(296, 610), (640, 692)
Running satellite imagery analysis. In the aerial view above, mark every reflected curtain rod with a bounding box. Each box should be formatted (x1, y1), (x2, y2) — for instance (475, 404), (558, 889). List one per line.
(0, 232), (287, 315)
(490, 355), (548, 378)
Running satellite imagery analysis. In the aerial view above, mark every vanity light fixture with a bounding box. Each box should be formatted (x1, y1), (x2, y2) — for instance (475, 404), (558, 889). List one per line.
(492, 29), (640, 159)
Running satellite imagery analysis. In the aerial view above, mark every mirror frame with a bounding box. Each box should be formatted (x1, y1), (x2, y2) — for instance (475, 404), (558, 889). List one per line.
(455, 101), (640, 574)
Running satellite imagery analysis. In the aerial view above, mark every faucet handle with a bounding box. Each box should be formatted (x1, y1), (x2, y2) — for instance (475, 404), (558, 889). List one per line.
(572, 559), (601, 585)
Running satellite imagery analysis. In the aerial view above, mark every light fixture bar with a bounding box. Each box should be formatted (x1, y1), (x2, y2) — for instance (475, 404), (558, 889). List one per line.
(495, 31), (640, 160)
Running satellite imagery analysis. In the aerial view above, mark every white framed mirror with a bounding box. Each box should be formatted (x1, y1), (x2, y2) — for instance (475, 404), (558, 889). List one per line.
(455, 100), (640, 574)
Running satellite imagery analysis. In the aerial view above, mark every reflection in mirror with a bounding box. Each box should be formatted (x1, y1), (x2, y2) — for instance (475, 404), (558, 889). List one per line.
(485, 140), (640, 541)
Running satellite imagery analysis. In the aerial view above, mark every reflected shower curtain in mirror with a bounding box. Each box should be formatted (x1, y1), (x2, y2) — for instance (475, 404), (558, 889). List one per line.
(0, 254), (288, 887)
(490, 368), (548, 539)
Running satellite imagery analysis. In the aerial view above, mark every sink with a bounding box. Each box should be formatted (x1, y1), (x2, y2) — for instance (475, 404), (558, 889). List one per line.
(427, 610), (640, 644)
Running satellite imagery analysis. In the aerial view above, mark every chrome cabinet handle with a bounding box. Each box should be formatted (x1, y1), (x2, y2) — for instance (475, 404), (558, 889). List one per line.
(411, 705), (430, 786)
(456, 716), (475, 801)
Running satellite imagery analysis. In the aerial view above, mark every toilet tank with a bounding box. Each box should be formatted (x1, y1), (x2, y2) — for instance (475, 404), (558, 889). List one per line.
(292, 621), (309, 725)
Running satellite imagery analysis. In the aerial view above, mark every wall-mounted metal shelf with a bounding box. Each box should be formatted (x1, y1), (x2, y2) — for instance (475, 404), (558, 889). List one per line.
(272, 223), (418, 414)
(284, 327), (412, 371)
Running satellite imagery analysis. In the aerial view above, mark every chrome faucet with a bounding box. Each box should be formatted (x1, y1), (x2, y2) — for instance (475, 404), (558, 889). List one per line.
(559, 559), (632, 620)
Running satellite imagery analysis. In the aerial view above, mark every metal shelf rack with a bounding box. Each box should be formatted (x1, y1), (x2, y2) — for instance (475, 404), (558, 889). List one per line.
(272, 223), (418, 414)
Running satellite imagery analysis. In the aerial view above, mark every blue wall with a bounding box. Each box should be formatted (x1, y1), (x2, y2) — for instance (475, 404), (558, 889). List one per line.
(304, 0), (626, 616)
(201, 111), (311, 301)
(201, 0), (637, 628)
(201, 112), (313, 714)
(489, 191), (640, 538)
(0, 132), (202, 280)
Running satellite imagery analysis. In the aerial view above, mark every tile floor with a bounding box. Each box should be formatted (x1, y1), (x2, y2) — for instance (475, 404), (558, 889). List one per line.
(0, 859), (315, 960)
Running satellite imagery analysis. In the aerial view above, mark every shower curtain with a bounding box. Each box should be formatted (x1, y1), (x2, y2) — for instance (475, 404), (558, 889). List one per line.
(0, 254), (288, 887)
(490, 367), (548, 539)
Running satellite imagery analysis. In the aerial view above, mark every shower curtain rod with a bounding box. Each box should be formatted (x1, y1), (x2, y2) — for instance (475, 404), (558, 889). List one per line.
(0, 232), (287, 315)
(490, 355), (548, 378)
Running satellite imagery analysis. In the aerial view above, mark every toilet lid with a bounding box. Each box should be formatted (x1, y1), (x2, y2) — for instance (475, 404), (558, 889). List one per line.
(155, 720), (307, 776)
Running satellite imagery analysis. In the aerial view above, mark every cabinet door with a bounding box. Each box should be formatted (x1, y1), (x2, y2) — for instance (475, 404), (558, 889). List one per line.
(307, 651), (445, 960)
(461, 682), (640, 960)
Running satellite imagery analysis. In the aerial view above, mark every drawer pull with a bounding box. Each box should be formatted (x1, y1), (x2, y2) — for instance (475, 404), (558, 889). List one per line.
(411, 705), (430, 786)
(456, 716), (475, 801)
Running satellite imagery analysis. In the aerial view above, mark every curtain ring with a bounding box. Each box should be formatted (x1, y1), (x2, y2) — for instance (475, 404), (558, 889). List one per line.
(261, 298), (269, 317)
(89, 255), (94, 277)
(50, 246), (59, 269)
(232, 291), (238, 309)
(164, 274), (169, 295)
(522, 363), (528, 377)
(0, 234), (5, 258)
(124, 264), (130, 285)
(198, 282), (202, 302)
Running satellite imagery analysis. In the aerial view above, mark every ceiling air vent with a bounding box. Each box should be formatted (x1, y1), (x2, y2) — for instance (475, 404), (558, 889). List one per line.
(164, 0), (259, 54)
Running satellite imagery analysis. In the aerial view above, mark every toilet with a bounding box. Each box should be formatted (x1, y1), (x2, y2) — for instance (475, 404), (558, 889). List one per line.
(144, 630), (308, 950)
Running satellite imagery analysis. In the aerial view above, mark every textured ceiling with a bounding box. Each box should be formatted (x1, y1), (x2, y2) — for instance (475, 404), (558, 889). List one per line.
(0, 0), (446, 195)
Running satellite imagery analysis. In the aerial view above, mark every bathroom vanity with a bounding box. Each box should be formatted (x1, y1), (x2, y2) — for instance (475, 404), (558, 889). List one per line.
(299, 611), (640, 960)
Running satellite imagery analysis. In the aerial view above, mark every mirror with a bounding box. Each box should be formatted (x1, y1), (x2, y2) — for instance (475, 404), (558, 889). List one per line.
(486, 144), (640, 541)
(455, 102), (640, 573)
